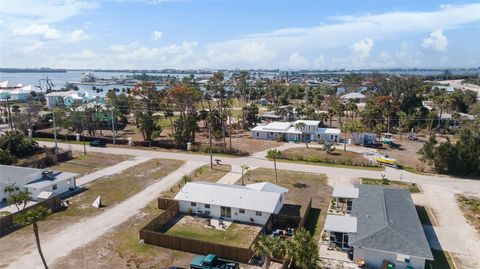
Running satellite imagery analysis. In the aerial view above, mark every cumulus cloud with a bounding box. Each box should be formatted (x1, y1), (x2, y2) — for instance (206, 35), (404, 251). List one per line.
(13, 24), (89, 43)
(151, 31), (163, 41)
(350, 38), (374, 60)
(313, 55), (325, 69)
(422, 29), (448, 51)
(283, 52), (310, 69)
(206, 41), (277, 68)
(17, 42), (44, 54)
(14, 24), (61, 39)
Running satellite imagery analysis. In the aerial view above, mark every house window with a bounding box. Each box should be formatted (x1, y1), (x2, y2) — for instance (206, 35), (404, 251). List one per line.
(256, 211), (262, 216)
(67, 179), (71, 185)
(191, 202), (196, 206)
(330, 135), (334, 140)
(52, 184), (57, 190)
(239, 208), (245, 214)
(204, 204), (210, 209)
(256, 132), (259, 137)
(270, 132), (274, 136)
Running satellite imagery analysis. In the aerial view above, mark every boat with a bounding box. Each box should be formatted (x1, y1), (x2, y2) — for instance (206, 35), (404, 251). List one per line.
(375, 156), (398, 167)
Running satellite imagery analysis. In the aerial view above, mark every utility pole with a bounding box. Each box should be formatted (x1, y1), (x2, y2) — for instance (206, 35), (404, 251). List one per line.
(111, 108), (116, 144)
(52, 111), (58, 159)
(6, 97), (13, 130)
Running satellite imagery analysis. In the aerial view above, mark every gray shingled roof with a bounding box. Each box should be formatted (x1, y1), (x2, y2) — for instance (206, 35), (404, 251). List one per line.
(0, 165), (42, 187)
(349, 185), (433, 260)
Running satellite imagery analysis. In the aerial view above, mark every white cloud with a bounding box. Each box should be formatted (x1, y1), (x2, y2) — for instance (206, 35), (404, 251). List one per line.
(283, 52), (310, 69)
(14, 24), (61, 39)
(17, 42), (44, 54)
(206, 41), (277, 68)
(350, 38), (374, 60)
(151, 31), (163, 41)
(313, 55), (325, 69)
(71, 50), (96, 59)
(68, 29), (89, 43)
(422, 29), (448, 52)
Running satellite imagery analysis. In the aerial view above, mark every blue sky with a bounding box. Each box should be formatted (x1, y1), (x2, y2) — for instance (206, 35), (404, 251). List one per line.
(1, 0), (479, 69)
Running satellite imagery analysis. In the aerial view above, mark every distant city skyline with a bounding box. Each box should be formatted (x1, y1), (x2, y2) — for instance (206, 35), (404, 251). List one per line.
(1, 0), (480, 70)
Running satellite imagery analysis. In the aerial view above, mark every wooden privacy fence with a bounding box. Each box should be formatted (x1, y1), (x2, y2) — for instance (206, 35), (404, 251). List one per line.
(140, 198), (254, 263)
(0, 196), (62, 236)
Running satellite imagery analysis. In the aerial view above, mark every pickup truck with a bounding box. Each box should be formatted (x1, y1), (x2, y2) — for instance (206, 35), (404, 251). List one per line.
(190, 254), (239, 269)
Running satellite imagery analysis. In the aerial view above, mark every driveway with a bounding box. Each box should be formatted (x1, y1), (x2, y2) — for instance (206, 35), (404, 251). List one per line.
(6, 160), (204, 269)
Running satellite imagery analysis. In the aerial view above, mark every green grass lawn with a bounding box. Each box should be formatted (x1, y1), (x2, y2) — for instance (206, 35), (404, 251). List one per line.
(276, 158), (385, 171)
(361, 178), (421, 193)
(164, 215), (260, 248)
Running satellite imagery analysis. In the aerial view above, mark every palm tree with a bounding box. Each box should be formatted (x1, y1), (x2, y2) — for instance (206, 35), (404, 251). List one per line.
(285, 228), (320, 269)
(294, 122), (308, 148)
(252, 235), (284, 268)
(240, 164), (249, 185)
(345, 100), (358, 121)
(16, 207), (51, 269)
(7, 190), (31, 211)
(266, 149), (281, 182)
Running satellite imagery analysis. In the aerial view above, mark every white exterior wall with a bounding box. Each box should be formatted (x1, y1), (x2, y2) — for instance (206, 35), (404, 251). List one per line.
(315, 133), (340, 143)
(353, 247), (426, 269)
(178, 200), (272, 225)
(27, 176), (76, 201)
(46, 96), (63, 108)
(10, 92), (30, 101)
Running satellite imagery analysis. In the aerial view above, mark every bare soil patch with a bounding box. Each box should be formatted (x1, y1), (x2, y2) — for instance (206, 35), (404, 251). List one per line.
(281, 147), (371, 166)
(457, 194), (480, 234)
(48, 151), (131, 176)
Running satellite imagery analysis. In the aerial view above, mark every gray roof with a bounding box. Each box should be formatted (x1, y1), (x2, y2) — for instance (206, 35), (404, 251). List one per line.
(349, 185), (433, 260)
(0, 165), (42, 187)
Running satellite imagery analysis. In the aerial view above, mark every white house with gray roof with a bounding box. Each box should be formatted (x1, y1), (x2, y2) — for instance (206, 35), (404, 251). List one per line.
(251, 120), (341, 143)
(174, 181), (288, 225)
(0, 165), (78, 202)
(324, 185), (433, 269)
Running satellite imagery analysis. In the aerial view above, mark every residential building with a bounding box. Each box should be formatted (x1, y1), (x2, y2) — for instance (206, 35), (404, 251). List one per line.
(174, 181), (288, 225)
(0, 165), (78, 202)
(251, 120), (341, 143)
(324, 185), (433, 269)
(340, 92), (366, 103)
(45, 90), (76, 108)
(63, 91), (105, 107)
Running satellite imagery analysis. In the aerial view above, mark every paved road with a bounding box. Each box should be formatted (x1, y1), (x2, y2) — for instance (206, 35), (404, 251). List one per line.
(7, 160), (204, 269)
(39, 142), (480, 268)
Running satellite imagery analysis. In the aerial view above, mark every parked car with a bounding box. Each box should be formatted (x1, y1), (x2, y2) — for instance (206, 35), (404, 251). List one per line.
(89, 140), (107, 147)
(407, 134), (418, 141)
(190, 254), (239, 269)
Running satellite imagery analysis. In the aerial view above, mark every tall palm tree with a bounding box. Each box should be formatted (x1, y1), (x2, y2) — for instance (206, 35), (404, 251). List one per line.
(285, 228), (320, 269)
(240, 164), (249, 185)
(294, 122), (308, 148)
(252, 235), (284, 268)
(267, 149), (281, 182)
(16, 207), (51, 269)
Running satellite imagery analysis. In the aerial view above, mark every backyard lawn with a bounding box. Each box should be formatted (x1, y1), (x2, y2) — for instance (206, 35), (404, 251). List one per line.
(361, 177), (421, 193)
(163, 214), (261, 248)
(47, 151), (131, 176)
(457, 195), (480, 234)
(240, 168), (332, 241)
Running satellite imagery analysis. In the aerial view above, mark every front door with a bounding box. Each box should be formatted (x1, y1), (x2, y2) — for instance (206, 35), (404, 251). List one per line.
(220, 206), (231, 218)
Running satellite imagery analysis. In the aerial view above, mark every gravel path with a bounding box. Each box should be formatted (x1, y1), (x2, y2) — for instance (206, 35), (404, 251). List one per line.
(7, 160), (204, 269)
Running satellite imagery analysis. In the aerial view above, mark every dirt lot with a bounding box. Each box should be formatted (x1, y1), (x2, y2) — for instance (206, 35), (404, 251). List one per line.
(361, 178), (421, 193)
(0, 159), (183, 268)
(48, 151), (131, 176)
(239, 168), (332, 241)
(161, 164), (231, 199)
(281, 147), (371, 166)
(457, 195), (480, 234)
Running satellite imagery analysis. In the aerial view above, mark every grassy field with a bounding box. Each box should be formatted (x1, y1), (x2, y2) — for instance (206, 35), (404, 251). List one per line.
(361, 178), (421, 193)
(47, 151), (131, 176)
(50, 158), (184, 219)
(457, 195), (480, 234)
(161, 164), (231, 199)
(164, 215), (260, 248)
(277, 158), (385, 171)
(279, 147), (378, 168)
(240, 168), (332, 241)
